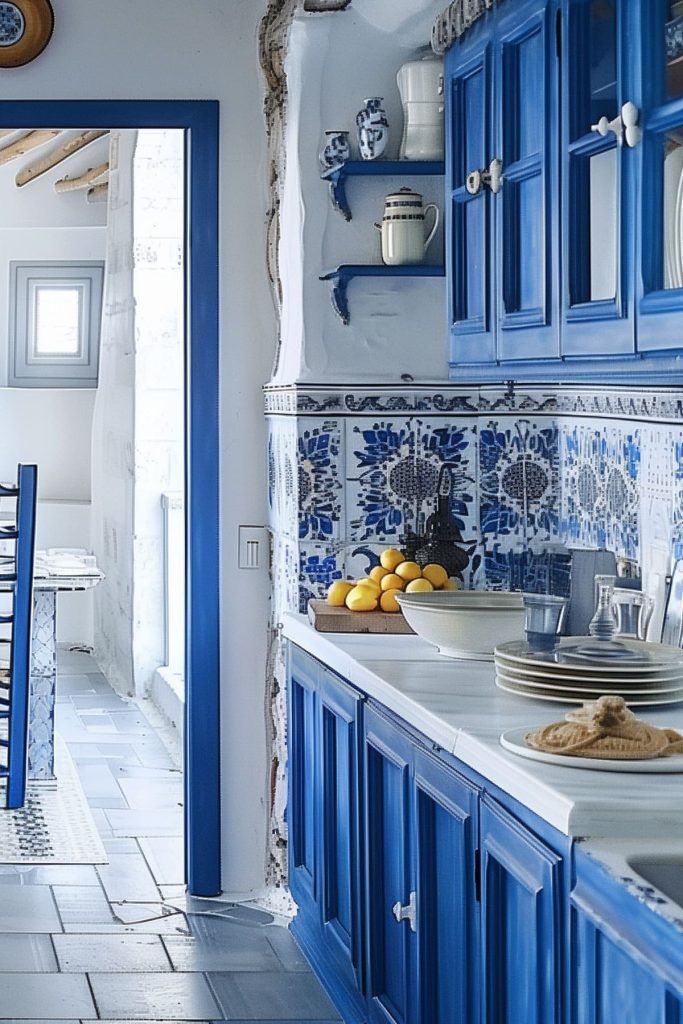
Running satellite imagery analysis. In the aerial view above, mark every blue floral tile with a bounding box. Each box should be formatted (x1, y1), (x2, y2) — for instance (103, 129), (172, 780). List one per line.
(297, 419), (344, 541)
(271, 536), (299, 619)
(479, 419), (560, 588)
(299, 543), (345, 612)
(345, 417), (478, 580)
(560, 421), (640, 562)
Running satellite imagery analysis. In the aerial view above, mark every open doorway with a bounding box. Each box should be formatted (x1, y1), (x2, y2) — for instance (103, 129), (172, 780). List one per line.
(0, 103), (220, 898)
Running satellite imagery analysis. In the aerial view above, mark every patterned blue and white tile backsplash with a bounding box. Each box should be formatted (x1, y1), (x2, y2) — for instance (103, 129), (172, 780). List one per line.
(266, 385), (683, 615)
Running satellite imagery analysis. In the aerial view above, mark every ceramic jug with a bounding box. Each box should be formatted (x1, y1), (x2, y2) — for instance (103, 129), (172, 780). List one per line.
(376, 188), (440, 266)
(356, 98), (389, 161)
(397, 54), (444, 161)
(319, 130), (350, 174)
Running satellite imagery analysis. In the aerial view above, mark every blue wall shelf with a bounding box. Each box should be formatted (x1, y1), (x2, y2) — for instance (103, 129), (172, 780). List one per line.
(320, 264), (445, 325)
(321, 160), (445, 220)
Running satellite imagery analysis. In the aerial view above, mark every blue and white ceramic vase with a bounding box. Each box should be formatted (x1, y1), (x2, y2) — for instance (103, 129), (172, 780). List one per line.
(356, 97), (389, 161)
(319, 130), (351, 174)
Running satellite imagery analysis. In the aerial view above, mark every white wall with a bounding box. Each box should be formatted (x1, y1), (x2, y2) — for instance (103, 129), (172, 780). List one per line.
(275, 0), (448, 385)
(0, 0), (276, 897)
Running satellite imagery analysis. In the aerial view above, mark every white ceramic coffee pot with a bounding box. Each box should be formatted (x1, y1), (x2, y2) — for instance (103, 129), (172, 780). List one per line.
(397, 54), (444, 160)
(377, 188), (440, 266)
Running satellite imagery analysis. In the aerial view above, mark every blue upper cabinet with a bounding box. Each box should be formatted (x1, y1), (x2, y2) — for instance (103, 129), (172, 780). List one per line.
(561, 0), (635, 356)
(496, 0), (560, 361)
(446, 0), (683, 377)
(446, 0), (560, 368)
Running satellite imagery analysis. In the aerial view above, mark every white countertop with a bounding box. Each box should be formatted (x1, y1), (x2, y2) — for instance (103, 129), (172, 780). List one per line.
(283, 613), (683, 840)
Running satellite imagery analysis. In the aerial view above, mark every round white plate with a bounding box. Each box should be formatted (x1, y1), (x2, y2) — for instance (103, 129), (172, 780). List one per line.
(493, 658), (683, 689)
(500, 725), (683, 773)
(495, 668), (683, 697)
(495, 638), (683, 675)
(495, 674), (683, 707)
(674, 154), (683, 287)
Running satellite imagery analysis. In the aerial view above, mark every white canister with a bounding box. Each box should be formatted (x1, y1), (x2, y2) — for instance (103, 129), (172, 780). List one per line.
(397, 54), (444, 161)
(376, 188), (440, 266)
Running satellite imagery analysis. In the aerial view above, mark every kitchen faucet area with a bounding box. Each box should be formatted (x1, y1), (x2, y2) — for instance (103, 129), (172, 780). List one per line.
(0, 0), (680, 1021)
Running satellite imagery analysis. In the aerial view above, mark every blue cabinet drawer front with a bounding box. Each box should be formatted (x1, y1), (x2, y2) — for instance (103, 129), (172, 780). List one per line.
(288, 667), (318, 910)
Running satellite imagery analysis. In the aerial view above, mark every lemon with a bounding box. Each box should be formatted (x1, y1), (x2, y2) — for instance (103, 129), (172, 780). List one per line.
(380, 572), (405, 592)
(441, 578), (460, 591)
(396, 560), (422, 582)
(380, 588), (403, 613)
(380, 548), (405, 572)
(345, 586), (378, 612)
(327, 581), (355, 607)
(369, 565), (389, 585)
(422, 563), (448, 589)
(354, 577), (381, 595)
(406, 578), (434, 594)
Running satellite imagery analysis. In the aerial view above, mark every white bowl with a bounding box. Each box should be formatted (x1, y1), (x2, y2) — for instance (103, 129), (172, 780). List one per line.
(396, 591), (525, 660)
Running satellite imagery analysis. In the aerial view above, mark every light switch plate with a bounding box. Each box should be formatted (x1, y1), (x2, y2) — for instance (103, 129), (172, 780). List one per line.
(238, 526), (269, 569)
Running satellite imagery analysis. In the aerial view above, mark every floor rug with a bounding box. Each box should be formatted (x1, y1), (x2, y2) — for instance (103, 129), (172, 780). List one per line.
(0, 736), (107, 864)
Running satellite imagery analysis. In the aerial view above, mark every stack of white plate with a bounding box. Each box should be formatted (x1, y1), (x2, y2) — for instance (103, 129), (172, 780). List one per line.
(494, 637), (683, 706)
(664, 146), (683, 289)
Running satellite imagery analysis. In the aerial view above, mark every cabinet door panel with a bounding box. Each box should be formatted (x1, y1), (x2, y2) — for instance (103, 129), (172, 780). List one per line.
(496, 0), (560, 360)
(413, 750), (479, 1024)
(636, 0), (683, 353)
(447, 30), (496, 364)
(481, 796), (562, 1024)
(318, 670), (364, 997)
(364, 707), (414, 1024)
(288, 660), (318, 912)
(562, 0), (634, 355)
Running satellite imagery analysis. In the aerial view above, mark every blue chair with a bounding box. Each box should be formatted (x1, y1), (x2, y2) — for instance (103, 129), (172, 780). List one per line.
(0, 465), (38, 809)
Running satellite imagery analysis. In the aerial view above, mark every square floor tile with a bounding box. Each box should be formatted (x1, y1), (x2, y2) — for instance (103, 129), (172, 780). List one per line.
(208, 971), (339, 1021)
(0, 884), (61, 932)
(163, 928), (282, 972)
(53, 932), (172, 972)
(97, 853), (161, 903)
(90, 971), (221, 1019)
(52, 884), (117, 926)
(118, 778), (184, 810)
(0, 973), (95, 1018)
(139, 837), (185, 885)
(105, 809), (183, 838)
(266, 927), (312, 972)
(0, 933), (57, 970)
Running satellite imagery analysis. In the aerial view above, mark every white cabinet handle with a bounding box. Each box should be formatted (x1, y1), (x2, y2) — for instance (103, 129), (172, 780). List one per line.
(466, 159), (503, 196)
(591, 102), (641, 148)
(392, 891), (417, 932)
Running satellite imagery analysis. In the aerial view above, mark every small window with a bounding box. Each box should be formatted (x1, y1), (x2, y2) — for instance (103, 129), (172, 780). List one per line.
(9, 261), (104, 388)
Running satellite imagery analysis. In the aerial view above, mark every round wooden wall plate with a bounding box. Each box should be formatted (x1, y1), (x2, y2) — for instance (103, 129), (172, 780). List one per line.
(0, 0), (54, 68)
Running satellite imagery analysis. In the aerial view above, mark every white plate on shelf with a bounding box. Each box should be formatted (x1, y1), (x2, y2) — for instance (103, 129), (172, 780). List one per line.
(665, 147), (683, 287)
(493, 659), (683, 688)
(495, 674), (683, 706)
(495, 638), (683, 674)
(500, 725), (683, 773)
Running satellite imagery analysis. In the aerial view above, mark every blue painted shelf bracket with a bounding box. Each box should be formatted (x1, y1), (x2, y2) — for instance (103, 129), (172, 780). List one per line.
(320, 264), (445, 326)
(321, 160), (445, 221)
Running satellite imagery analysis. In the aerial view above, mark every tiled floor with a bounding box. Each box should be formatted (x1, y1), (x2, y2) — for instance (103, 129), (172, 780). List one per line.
(0, 649), (339, 1023)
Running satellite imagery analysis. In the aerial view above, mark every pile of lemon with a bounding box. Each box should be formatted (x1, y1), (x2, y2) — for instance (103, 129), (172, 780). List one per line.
(327, 547), (458, 614)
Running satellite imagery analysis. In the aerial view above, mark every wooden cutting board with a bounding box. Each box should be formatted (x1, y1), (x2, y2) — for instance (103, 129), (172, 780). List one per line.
(308, 599), (415, 635)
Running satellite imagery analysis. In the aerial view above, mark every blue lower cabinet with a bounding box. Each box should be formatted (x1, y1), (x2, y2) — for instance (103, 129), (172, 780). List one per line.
(480, 796), (563, 1024)
(571, 849), (683, 1024)
(412, 748), (480, 1024)
(364, 706), (415, 1024)
(288, 653), (318, 916)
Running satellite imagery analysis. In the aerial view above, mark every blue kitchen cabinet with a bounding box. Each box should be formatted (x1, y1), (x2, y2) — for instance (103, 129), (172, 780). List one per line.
(571, 847), (683, 1023)
(480, 796), (564, 1024)
(446, 0), (683, 375)
(363, 704), (481, 1024)
(446, 0), (560, 367)
(288, 651), (366, 1022)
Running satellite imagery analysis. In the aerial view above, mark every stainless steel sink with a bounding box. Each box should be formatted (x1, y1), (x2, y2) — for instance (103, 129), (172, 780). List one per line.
(627, 856), (683, 909)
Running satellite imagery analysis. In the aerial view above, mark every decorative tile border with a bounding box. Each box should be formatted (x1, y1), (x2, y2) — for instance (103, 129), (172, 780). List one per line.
(264, 384), (683, 423)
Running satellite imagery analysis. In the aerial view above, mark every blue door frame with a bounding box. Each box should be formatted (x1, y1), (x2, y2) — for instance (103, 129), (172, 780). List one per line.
(0, 100), (221, 897)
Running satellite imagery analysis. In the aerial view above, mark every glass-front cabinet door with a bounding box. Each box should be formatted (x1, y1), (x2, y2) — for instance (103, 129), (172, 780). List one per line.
(446, 20), (496, 365)
(561, 0), (635, 356)
(636, 0), (683, 353)
(495, 0), (560, 362)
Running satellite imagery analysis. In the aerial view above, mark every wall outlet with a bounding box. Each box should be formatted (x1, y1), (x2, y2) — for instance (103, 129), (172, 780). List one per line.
(238, 526), (269, 569)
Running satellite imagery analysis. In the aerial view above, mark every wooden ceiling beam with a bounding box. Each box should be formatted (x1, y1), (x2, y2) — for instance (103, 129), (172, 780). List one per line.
(16, 129), (109, 187)
(0, 129), (61, 167)
(54, 161), (109, 193)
